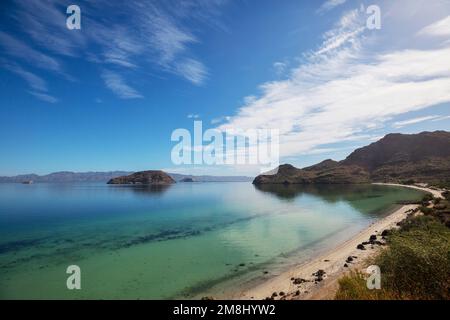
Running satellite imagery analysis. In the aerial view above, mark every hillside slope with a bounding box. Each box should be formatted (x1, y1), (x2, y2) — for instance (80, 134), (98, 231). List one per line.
(253, 131), (450, 185)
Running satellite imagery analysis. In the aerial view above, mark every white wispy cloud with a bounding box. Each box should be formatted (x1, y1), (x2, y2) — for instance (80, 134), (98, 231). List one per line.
(28, 91), (58, 104)
(1, 0), (226, 103)
(174, 58), (208, 85)
(187, 114), (200, 119)
(13, 0), (86, 57)
(3, 63), (47, 92)
(431, 115), (450, 122)
(314, 9), (364, 56)
(0, 31), (62, 74)
(393, 116), (440, 128)
(273, 62), (287, 75)
(211, 116), (231, 124)
(317, 0), (347, 14)
(217, 8), (450, 159)
(86, 0), (219, 85)
(417, 15), (450, 37)
(101, 71), (143, 99)
(1, 60), (58, 103)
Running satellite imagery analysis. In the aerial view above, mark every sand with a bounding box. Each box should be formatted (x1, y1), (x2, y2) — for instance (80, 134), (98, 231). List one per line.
(227, 184), (443, 300)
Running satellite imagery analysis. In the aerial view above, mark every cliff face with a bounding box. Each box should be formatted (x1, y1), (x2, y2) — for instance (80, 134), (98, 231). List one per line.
(107, 170), (175, 185)
(343, 131), (450, 170)
(253, 131), (450, 185)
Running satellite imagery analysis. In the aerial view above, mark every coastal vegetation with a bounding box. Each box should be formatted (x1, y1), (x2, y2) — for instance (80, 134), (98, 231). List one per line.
(335, 202), (450, 300)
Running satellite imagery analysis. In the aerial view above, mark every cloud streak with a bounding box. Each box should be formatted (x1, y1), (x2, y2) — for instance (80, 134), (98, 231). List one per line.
(217, 8), (450, 160)
(28, 91), (58, 104)
(393, 116), (441, 128)
(85, 0), (223, 86)
(1, 60), (58, 103)
(101, 71), (143, 99)
(0, 31), (62, 74)
(0, 0), (227, 101)
(317, 0), (347, 14)
(417, 15), (450, 37)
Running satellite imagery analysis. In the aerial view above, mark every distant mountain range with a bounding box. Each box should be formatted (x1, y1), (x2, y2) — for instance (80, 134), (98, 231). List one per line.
(254, 131), (450, 185)
(4, 131), (448, 185)
(0, 171), (253, 183)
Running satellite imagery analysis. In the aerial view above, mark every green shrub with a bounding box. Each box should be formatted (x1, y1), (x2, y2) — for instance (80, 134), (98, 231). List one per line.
(335, 216), (450, 300)
(418, 206), (433, 215)
(335, 272), (399, 300)
(436, 181), (450, 190)
(443, 191), (450, 201)
(376, 216), (450, 299)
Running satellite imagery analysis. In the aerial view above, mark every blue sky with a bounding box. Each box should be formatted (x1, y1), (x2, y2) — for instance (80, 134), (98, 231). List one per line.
(0, 0), (449, 176)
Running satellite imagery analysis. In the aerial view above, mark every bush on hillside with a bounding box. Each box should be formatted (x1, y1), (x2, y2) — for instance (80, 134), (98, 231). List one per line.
(335, 216), (450, 300)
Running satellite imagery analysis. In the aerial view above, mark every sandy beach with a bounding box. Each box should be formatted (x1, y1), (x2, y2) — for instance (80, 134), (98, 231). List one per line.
(226, 184), (444, 300)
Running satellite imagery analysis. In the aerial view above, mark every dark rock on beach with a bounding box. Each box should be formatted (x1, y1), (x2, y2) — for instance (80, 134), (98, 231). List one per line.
(201, 296), (214, 300)
(312, 269), (326, 282)
(292, 278), (307, 285)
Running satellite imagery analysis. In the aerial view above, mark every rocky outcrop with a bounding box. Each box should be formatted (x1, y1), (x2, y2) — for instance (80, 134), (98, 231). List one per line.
(253, 131), (450, 185)
(253, 162), (370, 185)
(107, 170), (175, 185)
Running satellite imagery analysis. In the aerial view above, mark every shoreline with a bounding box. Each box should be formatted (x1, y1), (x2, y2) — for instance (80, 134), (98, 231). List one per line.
(372, 182), (444, 199)
(225, 184), (443, 300)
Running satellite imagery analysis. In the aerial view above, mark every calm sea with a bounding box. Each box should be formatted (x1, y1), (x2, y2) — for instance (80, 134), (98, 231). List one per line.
(0, 182), (424, 299)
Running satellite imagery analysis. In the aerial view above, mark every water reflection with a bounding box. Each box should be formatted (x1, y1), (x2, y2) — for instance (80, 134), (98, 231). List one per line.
(253, 183), (424, 215)
(107, 184), (173, 197)
(254, 183), (381, 201)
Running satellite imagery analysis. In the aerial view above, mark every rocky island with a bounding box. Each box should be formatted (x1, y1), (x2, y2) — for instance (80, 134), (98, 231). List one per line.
(254, 131), (450, 185)
(107, 170), (176, 185)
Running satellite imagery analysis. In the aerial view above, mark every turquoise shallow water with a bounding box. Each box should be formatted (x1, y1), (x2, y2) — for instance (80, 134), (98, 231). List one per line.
(0, 182), (424, 299)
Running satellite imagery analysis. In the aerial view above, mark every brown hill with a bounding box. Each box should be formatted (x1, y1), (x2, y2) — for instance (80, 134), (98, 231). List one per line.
(107, 170), (175, 185)
(253, 131), (450, 185)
